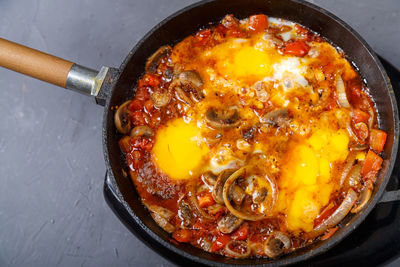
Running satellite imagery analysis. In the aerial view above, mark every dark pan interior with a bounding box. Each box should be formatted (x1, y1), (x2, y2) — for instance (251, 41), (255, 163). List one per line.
(102, 0), (398, 265)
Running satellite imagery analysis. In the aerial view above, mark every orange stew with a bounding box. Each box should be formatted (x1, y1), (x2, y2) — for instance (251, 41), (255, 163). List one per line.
(114, 14), (386, 258)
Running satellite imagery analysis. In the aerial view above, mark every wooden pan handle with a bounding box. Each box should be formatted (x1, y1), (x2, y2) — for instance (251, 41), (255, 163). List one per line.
(0, 38), (74, 87)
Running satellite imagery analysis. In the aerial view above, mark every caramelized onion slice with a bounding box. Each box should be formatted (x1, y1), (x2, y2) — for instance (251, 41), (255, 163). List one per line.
(114, 100), (132, 134)
(222, 167), (266, 221)
(339, 152), (357, 187)
(351, 180), (373, 213)
(225, 240), (251, 258)
(336, 75), (350, 108)
(143, 202), (175, 233)
(314, 189), (358, 233)
(264, 231), (291, 258)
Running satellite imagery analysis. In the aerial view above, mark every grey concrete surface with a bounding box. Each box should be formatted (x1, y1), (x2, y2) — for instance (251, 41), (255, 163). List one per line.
(0, 0), (399, 266)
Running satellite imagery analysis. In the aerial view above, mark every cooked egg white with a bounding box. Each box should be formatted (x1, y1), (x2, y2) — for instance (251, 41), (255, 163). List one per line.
(152, 118), (209, 180)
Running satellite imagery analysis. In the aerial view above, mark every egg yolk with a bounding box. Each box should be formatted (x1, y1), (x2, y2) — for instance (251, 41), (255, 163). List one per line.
(276, 128), (350, 232)
(205, 38), (282, 84)
(152, 118), (208, 180)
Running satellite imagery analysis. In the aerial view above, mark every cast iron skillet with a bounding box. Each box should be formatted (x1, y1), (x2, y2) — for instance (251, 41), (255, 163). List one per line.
(0, 0), (399, 265)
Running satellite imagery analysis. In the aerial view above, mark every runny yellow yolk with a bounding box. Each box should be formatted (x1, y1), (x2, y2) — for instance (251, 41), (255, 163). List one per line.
(205, 38), (282, 84)
(276, 129), (350, 232)
(152, 118), (208, 180)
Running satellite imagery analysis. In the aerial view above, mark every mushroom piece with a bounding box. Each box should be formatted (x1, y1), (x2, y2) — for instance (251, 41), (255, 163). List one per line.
(264, 231), (291, 258)
(178, 70), (204, 91)
(114, 100), (132, 134)
(351, 180), (373, 213)
(261, 108), (289, 127)
(230, 185), (246, 206)
(130, 125), (153, 138)
(252, 187), (268, 204)
(225, 240), (251, 258)
(212, 169), (235, 204)
(171, 70), (204, 104)
(205, 106), (241, 129)
(217, 213), (243, 234)
(145, 45), (172, 73)
(151, 91), (171, 108)
(178, 197), (194, 227)
(144, 202), (175, 233)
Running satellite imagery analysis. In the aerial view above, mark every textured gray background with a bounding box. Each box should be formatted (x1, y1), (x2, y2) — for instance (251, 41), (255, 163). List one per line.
(0, 0), (399, 266)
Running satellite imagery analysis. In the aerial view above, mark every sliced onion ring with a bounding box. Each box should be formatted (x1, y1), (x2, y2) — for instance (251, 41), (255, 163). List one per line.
(224, 240), (251, 258)
(187, 182), (215, 221)
(222, 167), (266, 221)
(351, 180), (373, 213)
(264, 231), (291, 258)
(336, 75), (350, 108)
(314, 189), (358, 234)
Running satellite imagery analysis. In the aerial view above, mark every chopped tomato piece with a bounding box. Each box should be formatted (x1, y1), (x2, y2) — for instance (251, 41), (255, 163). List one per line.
(135, 87), (150, 101)
(143, 74), (160, 87)
(361, 150), (383, 182)
(282, 40), (310, 57)
(232, 223), (249, 241)
(370, 129), (387, 153)
(119, 136), (131, 153)
(195, 29), (211, 46)
(197, 193), (215, 208)
(352, 109), (369, 124)
(144, 99), (154, 113)
(130, 110), (146, 125)
(248, 14), (269, 33)
(131, 137), (154, 151)
(173, 229), (192, 243)
(211, 235), (231, 252)
(128, 99), (143, 111)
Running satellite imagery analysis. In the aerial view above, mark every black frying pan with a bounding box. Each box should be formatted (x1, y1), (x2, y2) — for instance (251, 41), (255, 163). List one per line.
(0, 0), (399, 265)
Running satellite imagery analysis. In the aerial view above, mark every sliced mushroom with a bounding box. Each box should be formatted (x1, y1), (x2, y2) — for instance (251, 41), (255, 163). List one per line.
(217, 213), (243, 234)
(178, 70), (204, 90)
(145, 45), (172, 73)
(212, 169), (235, 204)
(171, 70), (204, 105)
(205, 106), (240, 129)
(178, 198), (194, 227)
(130, 125), (153, 138)
(114, 100), (132, 134)
(151, 91), (171, 108)
(261, 108), (289, 127)
(144, 203), (175, 233)
(264, 231), (291, 258)
(174, 86), (194, 106)
(229, 185), (246, 206)
(351, 180), (373, 213)
(225, 240), (251, 258)
(252, 187), (268, 204)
